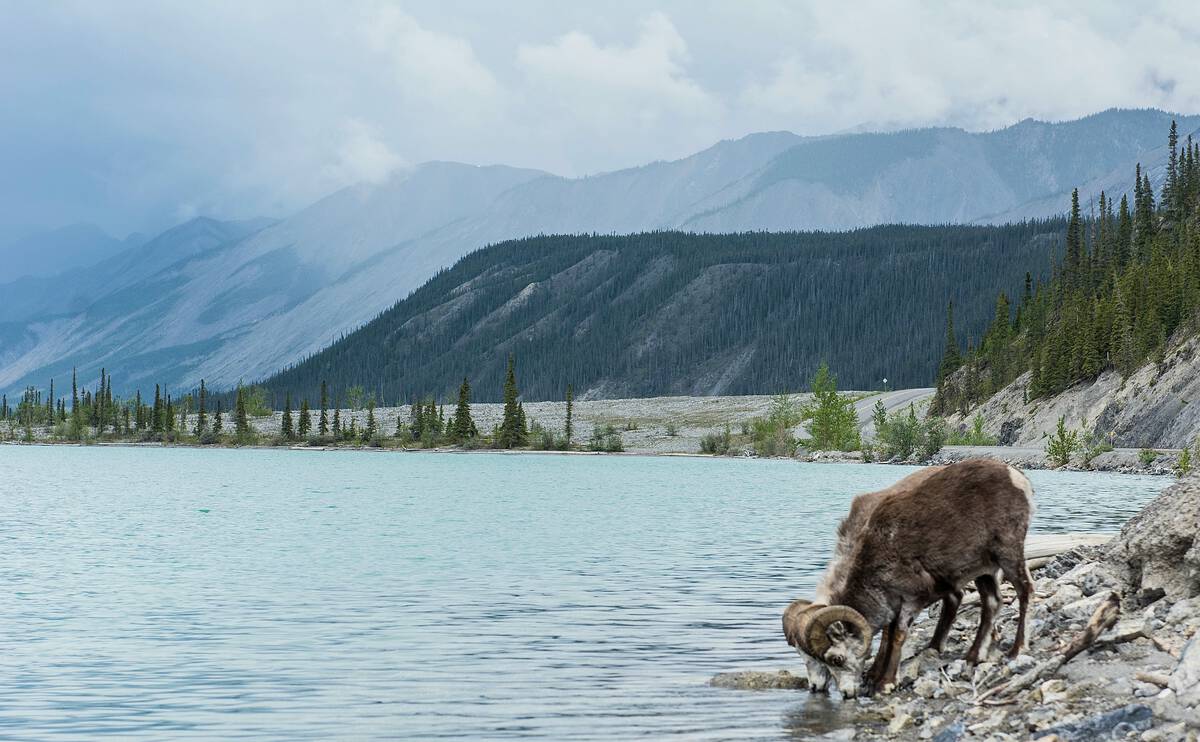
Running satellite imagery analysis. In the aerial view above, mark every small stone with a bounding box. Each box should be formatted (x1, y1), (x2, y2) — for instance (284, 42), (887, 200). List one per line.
(889, 712), (914, 734)
(1100, 618), (1149, 644)
(931, 719), (966, 742)
(1040, 678), (1069, 704)
(1134, 682), (1160, 698)
(1043, 583), (1084, 612)
(944, 659), (966, 680)
(1008, 653), (1037, 673)
(1059, 562), (1119, 596)
(1061, 592), (1112, 622)
(1037, 704), (1153, 741)
(1141, 721), (1187, 741)
(1166, 598), (1200, 626)
(918, 715), (945, 740)
(913, 674), (941, 699)
(708, 670), (808, 690)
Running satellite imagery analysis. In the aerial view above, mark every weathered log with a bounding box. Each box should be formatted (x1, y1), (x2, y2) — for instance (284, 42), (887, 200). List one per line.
(975, 591), (1120, 703)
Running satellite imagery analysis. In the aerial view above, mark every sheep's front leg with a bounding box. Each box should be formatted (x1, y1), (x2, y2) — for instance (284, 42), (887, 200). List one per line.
(864, 619), (895, 689)
(876, 606), (915, 693)
(928, 591), (962, 653)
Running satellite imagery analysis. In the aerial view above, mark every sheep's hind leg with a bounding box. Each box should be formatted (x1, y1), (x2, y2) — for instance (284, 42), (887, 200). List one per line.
(964, 573), (1000, 664)
(1000, 560), (1033, 658)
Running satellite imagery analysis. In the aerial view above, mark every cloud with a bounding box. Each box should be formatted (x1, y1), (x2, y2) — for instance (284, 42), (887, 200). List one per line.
(2, 1), (1200, 241)
(363, 4), (503, 119)
(517, 12), (715, 121)
(329, 119), (406, 186)
(738, 1), (1200, 134)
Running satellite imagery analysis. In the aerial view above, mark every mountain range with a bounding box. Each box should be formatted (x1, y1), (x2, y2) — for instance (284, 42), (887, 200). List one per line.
(1, 108), (1197, 398)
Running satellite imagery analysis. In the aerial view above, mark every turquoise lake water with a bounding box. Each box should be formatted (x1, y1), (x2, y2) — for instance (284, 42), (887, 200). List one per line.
(0, 446), (1168, 739)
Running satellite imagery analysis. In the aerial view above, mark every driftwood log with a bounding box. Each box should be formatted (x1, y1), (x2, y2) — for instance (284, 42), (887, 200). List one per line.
(975, 592), (1120, 704)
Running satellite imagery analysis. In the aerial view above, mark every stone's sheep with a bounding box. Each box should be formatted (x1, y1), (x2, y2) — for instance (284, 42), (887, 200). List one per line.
(783, 458), (1034, 697)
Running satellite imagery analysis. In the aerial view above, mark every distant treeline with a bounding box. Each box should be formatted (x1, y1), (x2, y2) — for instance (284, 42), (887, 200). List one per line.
(256, 223), (1065, 405)
(935, 121), (1200, 413)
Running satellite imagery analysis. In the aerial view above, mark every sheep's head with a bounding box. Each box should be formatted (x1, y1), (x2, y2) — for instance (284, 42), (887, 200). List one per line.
(782, 599), (871, 697)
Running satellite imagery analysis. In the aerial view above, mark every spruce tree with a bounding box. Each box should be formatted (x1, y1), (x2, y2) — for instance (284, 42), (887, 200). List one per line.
(195, 379), (208, 435)
(498, 355), (526, 447)
(332, 406), (341, 437)
(564, 384), (574, 448)
(937, 302), (961, 383)
(213, 401), (224, 436)
(282, 392), (295, 441)
(235, 385), (250, 440)
(299, 399), (311, 437)
(319, 380), (329, 436)
(450, 377), (476, 443)
(152, 385), (163, 432)
(364, 399), (377, 442)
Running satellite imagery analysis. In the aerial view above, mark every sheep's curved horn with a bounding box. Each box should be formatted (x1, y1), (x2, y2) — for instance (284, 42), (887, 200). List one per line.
(804, 605), (871, 660)
(782, 599), (822, 651)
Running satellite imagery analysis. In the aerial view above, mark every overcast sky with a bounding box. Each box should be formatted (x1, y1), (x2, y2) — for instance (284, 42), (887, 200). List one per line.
(3, 0), (1199, 242)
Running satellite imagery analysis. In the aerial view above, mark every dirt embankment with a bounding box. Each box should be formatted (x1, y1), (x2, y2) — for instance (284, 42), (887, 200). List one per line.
(714, 473), (1200, 740)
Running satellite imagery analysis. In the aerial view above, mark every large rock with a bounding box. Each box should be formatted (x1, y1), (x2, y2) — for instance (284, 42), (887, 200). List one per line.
(1106, 472), (1200, 600)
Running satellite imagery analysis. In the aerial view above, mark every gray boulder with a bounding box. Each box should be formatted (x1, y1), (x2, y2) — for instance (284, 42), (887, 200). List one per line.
(1106, 472), (1200, 600)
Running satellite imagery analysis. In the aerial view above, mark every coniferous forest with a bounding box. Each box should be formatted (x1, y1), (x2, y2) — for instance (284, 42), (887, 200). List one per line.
(258, 222), (1064, 404)
(934, 123), (1200, 414)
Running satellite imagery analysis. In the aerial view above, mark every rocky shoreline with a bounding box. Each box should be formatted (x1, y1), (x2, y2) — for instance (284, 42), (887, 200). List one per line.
(713, 473), (1200, 740)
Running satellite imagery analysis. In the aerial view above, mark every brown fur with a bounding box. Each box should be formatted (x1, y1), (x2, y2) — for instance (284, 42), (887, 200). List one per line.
(819, 458), (1033, 691)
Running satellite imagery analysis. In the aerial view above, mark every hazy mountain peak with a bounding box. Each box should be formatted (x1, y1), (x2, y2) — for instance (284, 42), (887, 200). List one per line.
(2, 108), (1195, 398)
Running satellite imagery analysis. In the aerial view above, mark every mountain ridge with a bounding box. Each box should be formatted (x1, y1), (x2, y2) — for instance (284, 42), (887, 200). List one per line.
(2, 109), (1196, 397)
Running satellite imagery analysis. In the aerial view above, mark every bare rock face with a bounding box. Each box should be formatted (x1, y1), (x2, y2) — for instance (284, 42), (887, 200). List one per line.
(1106, 472), (1200, 601)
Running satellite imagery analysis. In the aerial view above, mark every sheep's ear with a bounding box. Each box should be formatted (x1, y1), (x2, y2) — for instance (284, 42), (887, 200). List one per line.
(826, 621), (847, 641)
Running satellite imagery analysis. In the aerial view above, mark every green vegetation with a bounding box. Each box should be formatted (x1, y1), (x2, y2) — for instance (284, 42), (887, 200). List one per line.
(1177, 446), (1192, 477)
(700, 425), (733, 455)
(1045, 416), (1081, 467)
(936, 122), (1200, 415)
(1139, 448), (1160, 466)
(588, 424), (624, 452)
(945, 413), (997, 446)
(800, 363), (859, 452)
(869, 403), (945, 461)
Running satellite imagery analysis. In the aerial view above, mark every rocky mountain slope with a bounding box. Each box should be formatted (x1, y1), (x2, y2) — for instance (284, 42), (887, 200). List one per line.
(946, 334), (1200, 450)
(2, 109), (1195, 397)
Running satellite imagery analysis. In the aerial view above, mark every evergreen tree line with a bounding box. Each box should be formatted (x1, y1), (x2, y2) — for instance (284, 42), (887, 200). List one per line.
(2, 355), (578, 451)
(934, 122), (1200, 414)
(258, 222), (1065, 405)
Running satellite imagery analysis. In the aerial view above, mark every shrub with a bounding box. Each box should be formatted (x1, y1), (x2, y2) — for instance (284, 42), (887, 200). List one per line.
(875, 404), (945, 460)
(700, 424), (732, 455)
(1080, 433), (1113, 466)
(588, 424), (623, 452)
(1139, 448), (1159, 466)
(665, 422), (679, 436)
(530, 421), (556, 450)
(1176, 447), (1192, 477)
(1045, 417), (1080, 467)
(946, 413), (997, 446)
